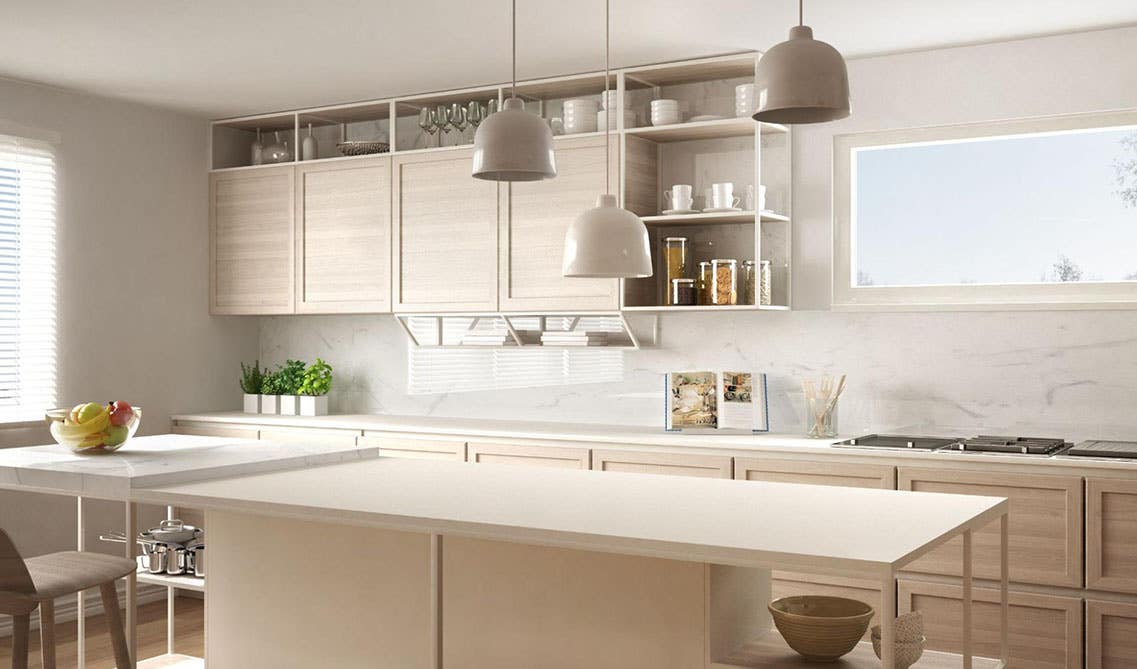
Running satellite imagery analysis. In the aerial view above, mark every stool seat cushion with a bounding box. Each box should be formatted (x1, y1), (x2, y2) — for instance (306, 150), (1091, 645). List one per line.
(22, 551), (136, 600)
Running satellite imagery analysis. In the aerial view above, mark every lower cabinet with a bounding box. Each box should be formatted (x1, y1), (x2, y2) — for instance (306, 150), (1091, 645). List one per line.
(170, 421), (259, 440)
(1087, 599), (1137, 669)
(466, 441), (590, 469)
(591, 449), (731, 478)
(734, 457), (895, 489)
(257, 426), (362, 446)
(899, 579), (1083, 669)
(358, 434), (466, 460)
(1087, 477), (1137, 595)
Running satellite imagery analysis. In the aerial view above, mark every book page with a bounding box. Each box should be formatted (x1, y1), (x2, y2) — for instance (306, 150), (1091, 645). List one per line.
(667, 372), (718, 429)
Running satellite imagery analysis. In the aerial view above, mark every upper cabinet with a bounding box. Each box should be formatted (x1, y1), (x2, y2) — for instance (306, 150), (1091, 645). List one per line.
(211, 167), (295, 315)
(500, 135), (620, 312)
(295, 157), (391, 313)
(392, 148), (500, 312)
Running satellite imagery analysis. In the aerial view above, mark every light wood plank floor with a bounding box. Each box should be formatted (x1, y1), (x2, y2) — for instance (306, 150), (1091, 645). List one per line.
(0, 596), (203, 669)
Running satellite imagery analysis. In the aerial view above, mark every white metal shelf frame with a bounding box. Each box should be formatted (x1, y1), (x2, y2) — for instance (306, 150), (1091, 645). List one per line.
(394, 311), (659, 349)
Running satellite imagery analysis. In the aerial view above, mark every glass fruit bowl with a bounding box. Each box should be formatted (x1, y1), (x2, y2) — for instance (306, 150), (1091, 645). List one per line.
(46, 402), (142, 454)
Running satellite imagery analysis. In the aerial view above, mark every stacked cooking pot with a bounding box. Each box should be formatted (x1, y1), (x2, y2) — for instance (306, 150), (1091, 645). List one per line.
(101, 519), (205, 577)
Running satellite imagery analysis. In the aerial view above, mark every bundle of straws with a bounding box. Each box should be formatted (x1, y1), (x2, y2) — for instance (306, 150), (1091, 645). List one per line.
(803, 374), (846, 438)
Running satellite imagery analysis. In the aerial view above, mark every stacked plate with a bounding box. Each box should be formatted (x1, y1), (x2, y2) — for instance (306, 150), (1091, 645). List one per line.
(540, 330), (610, 347)
(460, 330), (539, 346)
(650, 99), (681, 126)
(564, 98), (599, 134)
(735, 84), (757, 118)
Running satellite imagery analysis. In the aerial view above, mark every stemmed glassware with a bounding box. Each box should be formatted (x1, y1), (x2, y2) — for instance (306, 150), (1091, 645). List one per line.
(466, 102), (485, 143)
(417, 108), (438, 148)
(416, 99), (494, 148)
(449, 103), (468, 143)
(435, 105), (452, 146)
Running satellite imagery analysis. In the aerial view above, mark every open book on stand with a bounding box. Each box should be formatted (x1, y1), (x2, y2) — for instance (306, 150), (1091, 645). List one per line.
(665, 371), (770, 433)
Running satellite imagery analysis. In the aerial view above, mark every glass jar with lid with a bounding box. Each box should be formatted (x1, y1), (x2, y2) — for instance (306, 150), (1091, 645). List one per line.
(697, 261), (713, 305)
(670, 278), (696, 306)
(710, 259), (738, 305)
(742, 260), (757, 305)
(663, 237), (689, 305)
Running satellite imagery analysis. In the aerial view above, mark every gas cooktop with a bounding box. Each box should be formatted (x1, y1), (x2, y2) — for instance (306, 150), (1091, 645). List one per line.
(835, 433), (1071, 456)
(834, 434), (961, 451)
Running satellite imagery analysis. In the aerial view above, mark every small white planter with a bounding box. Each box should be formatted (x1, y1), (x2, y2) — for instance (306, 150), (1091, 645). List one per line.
(298, 395), (328, 417)
(243, 393), (260, 414)
(260, 394), (279, 415)
(279, 395), (300, 416)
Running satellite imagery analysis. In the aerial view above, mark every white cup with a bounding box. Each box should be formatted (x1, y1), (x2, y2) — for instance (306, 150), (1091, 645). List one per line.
(735, 84), (756, 117)
(664, 184), (694, 211)
(745, 184), (767, 211)
(711, 182), (739, 210)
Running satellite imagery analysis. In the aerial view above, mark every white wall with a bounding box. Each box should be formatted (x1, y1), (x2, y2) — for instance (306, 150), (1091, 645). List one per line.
(0, 77), (259, 556)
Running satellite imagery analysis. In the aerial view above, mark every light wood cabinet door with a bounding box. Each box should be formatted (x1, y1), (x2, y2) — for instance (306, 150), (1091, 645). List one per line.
(393, 148), (499, 312)
(1087, 477), (1137, 594)
(358, 435), (466, 461)
(467, 441), (589, 469)
(171, 421), (259, 440)
(1087, 599), (1137, 669)
(295, 157), (391, 313)
(898, 467), (1082, 588)
(258, 426), (362, 446)
(591, 449), (731, 478)
(899, 579), (1082, 669)
(734, 457), (895, 489)
(500, 135), (619, 311)
(210, 166), (295, 314)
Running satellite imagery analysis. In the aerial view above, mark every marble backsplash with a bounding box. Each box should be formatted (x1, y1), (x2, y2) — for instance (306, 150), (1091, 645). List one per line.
(260, 309), (1137, 439)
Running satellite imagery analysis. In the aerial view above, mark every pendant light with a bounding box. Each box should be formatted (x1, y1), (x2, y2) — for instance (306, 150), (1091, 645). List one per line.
(752, 0), (850, 124)
(472, 0), (557, 181)
(562, 0), (652, 279)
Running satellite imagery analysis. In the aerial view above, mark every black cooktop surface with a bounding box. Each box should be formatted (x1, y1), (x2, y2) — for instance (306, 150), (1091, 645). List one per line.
(1064, 440), (1137, 459)
(836, 434), (961, 450)
(953, 435), (1068, 455)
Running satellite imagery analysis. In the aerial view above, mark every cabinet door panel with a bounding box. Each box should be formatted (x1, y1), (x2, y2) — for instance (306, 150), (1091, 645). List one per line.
(211, 167), (295, 314)
(899, 579), (1082, 669)
(592, 449), (730, 478)
(467, 441), (589, 469)
(358, 434), (466, 461)
(734, 457), (894, 489)
(898, 467), (1082, 587)
(501, 136), (619, 311)
(1087, 599), (1137, 669)
(258, 426), (361, 446)
(1087, 477), (1137, 594)
(393, 149), (498, 311)
(296, 157), (391, 313)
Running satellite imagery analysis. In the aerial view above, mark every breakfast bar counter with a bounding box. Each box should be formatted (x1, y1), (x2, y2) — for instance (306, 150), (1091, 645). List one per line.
(131, 456), (1010, 669)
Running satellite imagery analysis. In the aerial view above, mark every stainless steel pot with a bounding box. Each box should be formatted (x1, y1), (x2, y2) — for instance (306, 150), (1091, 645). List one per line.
(147, 519), (201, 544)
(165, 545), (188, 575)
(187, 541), (205, 577)
(141, 543), (167, 574)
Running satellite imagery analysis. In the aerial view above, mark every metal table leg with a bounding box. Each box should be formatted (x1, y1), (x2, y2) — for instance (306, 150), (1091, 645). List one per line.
(167, 505), (175, 656)
(880, 570), (895, 669)
(124, 501), (137, 668)
(963, 529), (973, 669)
(1000, 514), (1009, 666)
(76, 496), (85, 669)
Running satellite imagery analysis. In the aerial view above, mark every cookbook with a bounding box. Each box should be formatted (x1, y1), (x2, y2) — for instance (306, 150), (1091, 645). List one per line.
(665, 371), (769, 433)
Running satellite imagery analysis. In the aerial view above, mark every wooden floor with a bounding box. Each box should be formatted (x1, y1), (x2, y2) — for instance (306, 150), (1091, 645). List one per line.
(0, 597), (203, 669)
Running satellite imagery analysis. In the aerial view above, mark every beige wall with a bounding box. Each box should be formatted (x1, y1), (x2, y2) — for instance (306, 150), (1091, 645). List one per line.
(0, 76), (258, 556)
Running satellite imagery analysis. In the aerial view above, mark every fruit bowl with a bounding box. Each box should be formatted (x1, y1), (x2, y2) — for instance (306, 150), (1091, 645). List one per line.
(46, 402), (142, 454)
(769, 595), (874, 661)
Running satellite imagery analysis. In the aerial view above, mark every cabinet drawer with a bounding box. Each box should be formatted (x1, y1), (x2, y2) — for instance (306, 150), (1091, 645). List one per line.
(592, 449), (731, 478)
(734, 457), (894, 489)
(467, 441), (589, 469)
(898, 468), (1082, 587)
(171, 421), (259, 440)
(359, 435), (466, 461)
(1087, 478), (1137, 594)
(771, 575), (881, 639)
(258, 426), (362, 446)
(1087, 599), (1137, 669)
(899, 579), (1082, 669)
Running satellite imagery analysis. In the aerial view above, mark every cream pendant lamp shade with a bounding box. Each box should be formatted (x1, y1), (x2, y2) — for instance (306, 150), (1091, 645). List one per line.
(472, 0), (557, 181)
(752, 0), (850, 124)
(562, 0), (652, 279)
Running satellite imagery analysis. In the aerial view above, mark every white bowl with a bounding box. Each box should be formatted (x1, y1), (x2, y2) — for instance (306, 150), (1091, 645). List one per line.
(650, 99), (679, 108)
(565, 114), (598, 134)
(564, 98), (599, 112)
(650, 113), (681, 126)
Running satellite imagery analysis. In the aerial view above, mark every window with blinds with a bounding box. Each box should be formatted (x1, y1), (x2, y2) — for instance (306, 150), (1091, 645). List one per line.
(0, 130), (57, 419)
(406, 316), (625, 395)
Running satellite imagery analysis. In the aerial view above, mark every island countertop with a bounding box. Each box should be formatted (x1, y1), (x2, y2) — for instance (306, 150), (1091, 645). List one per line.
(132, 456), (1007, 579)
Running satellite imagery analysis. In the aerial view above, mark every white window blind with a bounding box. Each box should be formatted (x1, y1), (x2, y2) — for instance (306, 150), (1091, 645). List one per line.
(0, 131), (57, 419)
(407, 317), (625, 395)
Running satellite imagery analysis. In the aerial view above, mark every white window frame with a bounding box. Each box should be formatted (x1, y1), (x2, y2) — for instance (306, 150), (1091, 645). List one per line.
(833, 108), (1137, 310)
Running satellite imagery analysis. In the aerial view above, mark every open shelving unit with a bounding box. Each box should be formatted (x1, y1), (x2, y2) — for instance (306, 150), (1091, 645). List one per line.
(394, 312), (659, 349)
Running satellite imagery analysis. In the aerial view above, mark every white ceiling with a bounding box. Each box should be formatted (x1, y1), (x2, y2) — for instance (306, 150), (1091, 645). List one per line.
(4, 0), (1136, 119)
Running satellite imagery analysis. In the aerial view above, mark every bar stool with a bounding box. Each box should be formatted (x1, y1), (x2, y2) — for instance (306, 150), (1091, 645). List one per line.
(0, 528), (135, 669)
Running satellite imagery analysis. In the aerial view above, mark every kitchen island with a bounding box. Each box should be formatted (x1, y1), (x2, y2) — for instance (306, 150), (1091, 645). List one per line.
(130, 455), (1009, 669)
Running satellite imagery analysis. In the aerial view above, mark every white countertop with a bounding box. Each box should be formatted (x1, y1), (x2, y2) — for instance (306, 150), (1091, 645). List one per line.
(133, 457), (1007, 579)
(0, 434), (382, 499)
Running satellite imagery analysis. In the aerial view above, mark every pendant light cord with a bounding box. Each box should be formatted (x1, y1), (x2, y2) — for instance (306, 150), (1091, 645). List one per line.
(604, 0), (610, 196)
(512, 0), (517, 96)
(799, 0), (803, 26)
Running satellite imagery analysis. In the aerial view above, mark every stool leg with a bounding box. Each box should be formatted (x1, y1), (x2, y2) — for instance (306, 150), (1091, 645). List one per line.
(11, 613), (29, 669)
(99, 581), (132, 669)
(39, 599), (56, 669)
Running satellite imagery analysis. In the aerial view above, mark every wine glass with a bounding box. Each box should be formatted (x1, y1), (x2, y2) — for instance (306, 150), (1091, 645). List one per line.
(449, 103), (468, 143)
(435, 105), (452, 146)
(466, 101), (485, 131)
(417, 108), (438, 148)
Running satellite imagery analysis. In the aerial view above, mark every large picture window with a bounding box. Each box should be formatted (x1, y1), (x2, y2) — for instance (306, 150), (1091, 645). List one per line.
(833, 110), (1137, 308)
(0, 128), (57, 420)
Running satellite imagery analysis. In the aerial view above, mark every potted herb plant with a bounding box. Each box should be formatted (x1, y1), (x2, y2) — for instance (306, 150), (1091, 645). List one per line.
(276, 359), (307, 416)
(259, 369), (283, 415)
(297, 358), (333, 416)
(240, 360), (266, 413)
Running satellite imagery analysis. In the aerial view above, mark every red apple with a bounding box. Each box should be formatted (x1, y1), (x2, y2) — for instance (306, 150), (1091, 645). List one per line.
(108, 400), (134, 427)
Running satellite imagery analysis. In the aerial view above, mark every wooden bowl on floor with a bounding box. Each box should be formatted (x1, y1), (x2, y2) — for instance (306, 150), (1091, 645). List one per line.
(769, 595), (874, 661)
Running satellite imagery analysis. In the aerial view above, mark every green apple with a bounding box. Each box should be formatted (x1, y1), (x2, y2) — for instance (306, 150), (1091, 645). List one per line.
(103, 425), (130, 447)
(71, 402), (105, 424)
